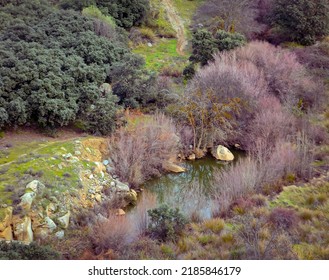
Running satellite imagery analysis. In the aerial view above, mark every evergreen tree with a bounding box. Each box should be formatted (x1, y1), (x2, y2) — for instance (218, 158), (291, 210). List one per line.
(273, 0), (329, 45)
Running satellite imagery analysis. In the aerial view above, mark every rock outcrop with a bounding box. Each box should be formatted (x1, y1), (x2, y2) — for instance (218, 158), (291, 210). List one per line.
(13, 216), (33, 244)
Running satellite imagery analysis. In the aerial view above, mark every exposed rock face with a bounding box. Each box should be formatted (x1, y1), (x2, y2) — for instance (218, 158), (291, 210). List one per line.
(95, 194), (102, 202)
(100, 83), (112, 94)
(0, 207), (12, 232)
(0, 226), (13, 241)
(94, 162), (106, 176)
(212, 145), (234, 161)
(13, 216), (33, 244)
(163, 162), (186, 173)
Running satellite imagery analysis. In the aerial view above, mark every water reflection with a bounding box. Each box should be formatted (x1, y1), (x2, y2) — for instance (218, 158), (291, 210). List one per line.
(139, 153), (241, 220)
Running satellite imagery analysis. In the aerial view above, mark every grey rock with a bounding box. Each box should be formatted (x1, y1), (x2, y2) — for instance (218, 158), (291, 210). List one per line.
(26, 180), (45, 194)
(55, 230), (65, 239)
(20, 192), (36, 211)
(44, 217), (57, 232)
(96, 213), (108, 223)
(115, 180), (130, 192)
(58, 211), (70, 229)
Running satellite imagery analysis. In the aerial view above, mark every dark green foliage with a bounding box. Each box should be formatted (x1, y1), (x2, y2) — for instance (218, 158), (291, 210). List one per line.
(83, 93), (119, 135)
(58, 0), (149, 29)
(190, 29), (217, 66)
(148, 204), (187, 242)
(273, 0), (329, 45)
(183, 63), (196, 80)
(215, 30), (246, 52)
(0, 241), (60, 260)
(95, 0), (149, 29)
(109, 53), (157, 108)
(190, 29), (246, 66)
(0, 0), (154, 133)
(59, 0), (94, 10)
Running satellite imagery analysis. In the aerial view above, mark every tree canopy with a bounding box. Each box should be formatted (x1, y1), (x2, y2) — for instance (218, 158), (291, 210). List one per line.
(0, 0), (155, 134)
(272, 0), (329, 45)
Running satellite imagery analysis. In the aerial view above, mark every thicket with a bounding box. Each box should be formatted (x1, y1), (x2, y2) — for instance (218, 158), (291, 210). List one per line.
(173, 41), (326, 214)
(193, 0), (264, 38)
(272, 0), (329, 45)
(0, 241), (60, 260)
(190, 29), (246, 66)
(108, 113), (179, 188)
(59, 0), (149, 29)
(0, 0), (156, 133)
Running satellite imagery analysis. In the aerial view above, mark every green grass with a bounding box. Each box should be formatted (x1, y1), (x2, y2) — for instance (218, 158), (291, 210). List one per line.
(0, 139), (96, 205)
(271, 183), (329, 210)
(133, 0), (204, 72)
(0, 142), (42, 165)
(133, 38), (188, 71)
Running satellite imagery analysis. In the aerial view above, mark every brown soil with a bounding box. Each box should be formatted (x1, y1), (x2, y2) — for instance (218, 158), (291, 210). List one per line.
(0, 127), (85, 147)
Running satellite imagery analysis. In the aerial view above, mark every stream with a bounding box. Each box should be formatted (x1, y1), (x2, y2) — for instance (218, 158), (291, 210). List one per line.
(129, 151), (244, 221)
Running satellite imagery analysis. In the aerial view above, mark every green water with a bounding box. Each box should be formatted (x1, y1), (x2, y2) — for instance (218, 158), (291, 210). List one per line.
(139, 151), (243, 219)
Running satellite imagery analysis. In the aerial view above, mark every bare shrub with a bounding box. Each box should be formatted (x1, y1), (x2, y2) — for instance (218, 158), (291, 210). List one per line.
(118, 237), (164, 260)
(213, 157), (260, 213)
(268, 208), (299, 230)
(176, 125), (194, 155)
(294, 131), (314, 180)
(129, 191), (157, 236)
(184, 53), (268, 147)
(160, 66), (182, 78)
(235, 213), (297, 259)
(294, 42), (329, 81)
(90, 214), (132, 255)
(194, 0), (264, 38)
(244, 95), (294, 154)
(108, 113), (179, 187)
(233, 41), (323, 110)
(213, 142), (298, 213)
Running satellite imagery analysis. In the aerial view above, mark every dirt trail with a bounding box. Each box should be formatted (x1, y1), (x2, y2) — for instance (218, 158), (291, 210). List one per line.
(0, 137), (81, 168)
(163, 0), (187, 55)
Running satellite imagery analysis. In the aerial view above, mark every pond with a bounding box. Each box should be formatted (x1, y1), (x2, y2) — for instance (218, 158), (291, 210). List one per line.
(130, 151), (243, 220)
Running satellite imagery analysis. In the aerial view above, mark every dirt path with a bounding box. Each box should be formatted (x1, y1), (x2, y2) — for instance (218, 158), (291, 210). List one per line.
(0, 128), (84, 168)
(163, 0), (187, 55)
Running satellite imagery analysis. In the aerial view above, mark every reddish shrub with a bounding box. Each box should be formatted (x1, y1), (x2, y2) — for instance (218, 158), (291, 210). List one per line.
(234, 41), (323, 110)
(187, 51), (268, 146)
(244, 95), (294, 154)
(231, 197), (254, 214)
(90, 214), (132, 255)
(268, 208), (299, 230)
(213, 157), (260, 212)
(108, 113), (179, 187)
